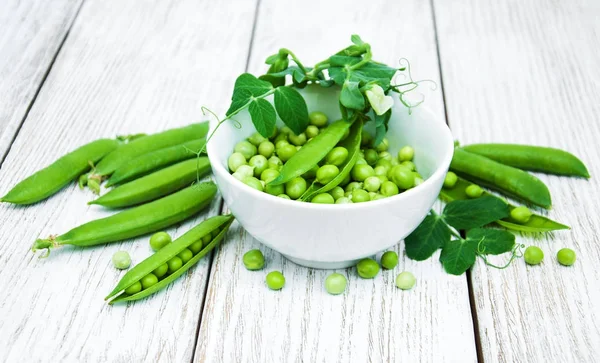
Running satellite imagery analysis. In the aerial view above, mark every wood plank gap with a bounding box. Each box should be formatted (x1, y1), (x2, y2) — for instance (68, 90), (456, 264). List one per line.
(428, 0), (450, 126)
(243, 0), (262, 71)
(0, 0), (86, 167)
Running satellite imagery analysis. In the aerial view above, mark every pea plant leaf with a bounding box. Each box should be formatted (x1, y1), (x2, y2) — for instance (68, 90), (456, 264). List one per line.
(439, 238), (479, 275)
(340, 81), (365, 110)
(248, 98), (277, 138)
(351, 34), (364, 45)
(350, 62), (398, 88)
(466, 228), (515, 255)
(273, 86), (309, 134)
(373, 109), (391, 146)
(442, 196), (509, 230)
(226, 74), (273, 116)
(226, 89), (252, 117)
(404, 213), (451, 261)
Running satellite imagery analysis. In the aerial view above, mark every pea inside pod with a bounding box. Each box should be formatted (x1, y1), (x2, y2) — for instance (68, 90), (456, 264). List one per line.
(105, 214), (234, 303)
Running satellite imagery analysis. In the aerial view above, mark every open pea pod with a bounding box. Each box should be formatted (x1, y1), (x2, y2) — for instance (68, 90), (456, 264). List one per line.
(268, 119), (352, 186)
(106, 214), (234, 303)
(301, 120), (363, 201)
(439, 177), (569, 233)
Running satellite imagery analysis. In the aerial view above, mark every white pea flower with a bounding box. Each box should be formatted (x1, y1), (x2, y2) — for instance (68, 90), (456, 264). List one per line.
(365, 84), (394, 115)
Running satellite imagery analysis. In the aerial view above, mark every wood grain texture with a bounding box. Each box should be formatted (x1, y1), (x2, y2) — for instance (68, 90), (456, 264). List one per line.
(0, 0), (257, 361)
(434, 0), (600, 361)
(0, 0), (83, 161)
(195, 1), (477, 362)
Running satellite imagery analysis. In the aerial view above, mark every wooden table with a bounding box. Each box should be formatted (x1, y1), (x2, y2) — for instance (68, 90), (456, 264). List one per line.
(1, 0), (599, 362)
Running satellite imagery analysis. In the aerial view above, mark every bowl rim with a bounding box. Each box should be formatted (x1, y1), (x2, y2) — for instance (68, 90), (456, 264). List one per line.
(207, 105), (454, 210)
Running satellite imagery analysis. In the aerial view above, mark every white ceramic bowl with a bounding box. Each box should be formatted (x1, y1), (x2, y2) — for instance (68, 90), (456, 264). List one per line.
(207, 85), (454, 269)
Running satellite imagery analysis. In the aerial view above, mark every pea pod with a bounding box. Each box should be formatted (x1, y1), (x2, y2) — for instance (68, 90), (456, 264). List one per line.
(32, 183), (217, 256)
(0, 138), (120, 205)
(269, 119), (352, 186)
(450, 148), (552, 208)
(92, 122), (209, 178)
(105, 214), (234, 303)
(106, 138), (206, 186)
(461, 144), (589, 178)
(301, 120), (363, 201)
(439, 176), (569, 232)
(90, 157), (211, 208)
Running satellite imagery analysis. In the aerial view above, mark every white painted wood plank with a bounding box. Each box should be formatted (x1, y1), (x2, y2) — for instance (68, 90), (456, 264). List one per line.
(196, 1), (477, 362)
(0, 0), (82, 160)
(434, 0), (600, 361)
(0, 0), (257, 362)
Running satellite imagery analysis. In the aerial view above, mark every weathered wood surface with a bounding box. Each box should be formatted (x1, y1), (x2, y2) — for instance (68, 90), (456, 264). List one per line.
(0, 0), (82, 161)
(195, 1), (477, 362)
(434, 0), (600, 361)
(0, 0), (257, 362)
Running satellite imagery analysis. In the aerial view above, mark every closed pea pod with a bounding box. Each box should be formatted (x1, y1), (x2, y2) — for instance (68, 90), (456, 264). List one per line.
(1, 138), (120, 205)
(90, 158), (211, 208)
(461, 144), (589, 178)
(106, 138), (206, 186)
(105, 214), (234, 303)
(31, 183), (217, 256)
(450, 148), (552, 208)
(269, 120), (352, 186)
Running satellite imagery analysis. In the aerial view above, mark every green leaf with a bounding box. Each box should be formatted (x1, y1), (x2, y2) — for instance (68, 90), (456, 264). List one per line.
(340, 81), (365, 110)
(274, 87), (309, 134)
(319, 79), (335, 88)
(231, 73), (273, 98)
(443, 196), (509, 230)
(439, 238), (479, 275)
(248, 99), (276, 138)
(350, 62), (397, 88)
(405, 213), (451, 261)
(466, 228), (515, 255)
(329, 55), (361, 67)
(265, 54), (279, 65)
(351, 34), (364, 45)
(226, 89), (252, 116)
(373, 109), (391, 146)
(292, 69), (306, 83)
(268, 66), (303, 78)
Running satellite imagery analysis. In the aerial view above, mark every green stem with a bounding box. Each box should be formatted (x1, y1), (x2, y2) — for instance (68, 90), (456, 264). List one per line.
(31, 239), (59, 258)
(349, 46), (372, 70)
(279, 48), (309, 75)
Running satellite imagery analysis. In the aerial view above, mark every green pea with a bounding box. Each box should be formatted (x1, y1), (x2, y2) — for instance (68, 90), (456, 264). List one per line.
(390, 158), (400, 166)
(289, 132), (307, 146)
(266, 271), (286, 290)
(285, 177), (307, 199)
(316, 165), (340, 184)
(398, 146), (415, 162)
(378, 151), (393, 162)
(234, 140), (257, 160)
(243, 176), (264, 192)
(364, 149), (379, 166)
(395, 271), (416, 290)
(277, 194), (291, 199)
(277, 144), (297, 162)
(380, 251), (399, 269)
(275, 139), (290, 150)
(414, 176), (424, 186)
(302, 165), (319, 179)
(381, 181), (399, 196)
(511, 206), (532, 224)
(178, 248), (193, 264)
(524, 246), (544, 265)
(345, 181), (363, 193)
(372, 194), (387, 201)
(401, 161), (416, 171)
(306, 125), (320, 138)
(368, 191), (378, 200)
(268, 127), (279, 140)
(311, 193), (334, 204)
(228, 152), (247, 172)
(309, 111), (328, 127)
(352, 164), (375, 182)
(390, 165), (415, 189)
(149, 232), (172, 251)
(167, 257), (183, 273)
(465, 184), (483, 198)
(274, 132), (288, 145)
(232, 165), (254, 180)
(112, 251), (131, 270)
(325, 147), (349, 166)
(364, 176), (381, 192)
(352, 189), (370, 203)
(243, 249), (265, 270)
(248, 132), (267, 146)
(335, 196), (353, 204)
(361, 131), (374, 147)
(324, 273), (347, 295)
(373, 165), (388, 177)
(140, 273), (159, 289)
(268, 156), (283, 170)
(443, 172), (458, 188)
(153, 263), (169, 278)
(280, 126), (293, 135)
(376, 175), (389, 185)
(375, 138), (389, 152)
(258, 141), (275, 158)
(261, 168), (280, 183)
(340, 127), (350, 141)
(357, 258), (380, 278)
(124, 281), (142, 295)
(557, 248), (576, 266)
(189, 240), (203, 254)
(201, 233), (212, 246)
(249, 155), (268, 177)
(330, 186), (345, 200)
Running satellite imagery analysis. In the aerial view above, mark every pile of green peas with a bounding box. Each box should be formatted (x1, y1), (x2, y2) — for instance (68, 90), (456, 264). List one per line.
(228, 111), (424, 204)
